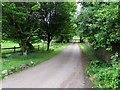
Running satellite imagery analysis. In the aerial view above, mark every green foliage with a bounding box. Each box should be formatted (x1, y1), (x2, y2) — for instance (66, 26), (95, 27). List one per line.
(111, 52), (119, 61)
(86, 59), (119, 88)
(55, 23), (76, 43)
(32, 3), (41, 10)
(77, 3), (120, 87)
(2, 2), (76, 52)
(38, 2), (76, 50)
(79, 43), (120, 88)
(2, 2), (41, 52)
(76, 2), (120, 51)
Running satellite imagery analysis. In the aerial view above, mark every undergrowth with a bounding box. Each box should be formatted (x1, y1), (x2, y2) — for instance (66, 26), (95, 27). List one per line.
(79, 43), (120, 88)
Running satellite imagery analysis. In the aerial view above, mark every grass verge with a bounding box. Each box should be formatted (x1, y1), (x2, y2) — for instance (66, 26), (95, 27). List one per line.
(1, 43), (70, 79)
(79, 43), (120, 88)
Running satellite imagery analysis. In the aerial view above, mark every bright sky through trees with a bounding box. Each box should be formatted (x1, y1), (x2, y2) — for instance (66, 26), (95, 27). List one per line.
(75, 0), (82, 17)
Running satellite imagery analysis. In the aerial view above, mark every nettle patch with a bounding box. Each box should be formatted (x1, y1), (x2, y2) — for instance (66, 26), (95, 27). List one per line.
(86, 52), (120, 88)
(86, 59), (120, 88)
(80, 43), (120, 88)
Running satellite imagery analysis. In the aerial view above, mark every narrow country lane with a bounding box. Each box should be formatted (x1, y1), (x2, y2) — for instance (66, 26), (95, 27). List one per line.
(2, 43), (92, 88)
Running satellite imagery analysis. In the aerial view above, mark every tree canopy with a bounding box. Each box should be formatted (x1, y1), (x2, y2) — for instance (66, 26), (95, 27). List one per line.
(2, 2), (41, 52)
(76, 2), (120, 51)
(2, 2), (77, 52)
(38, 2), (76, 51)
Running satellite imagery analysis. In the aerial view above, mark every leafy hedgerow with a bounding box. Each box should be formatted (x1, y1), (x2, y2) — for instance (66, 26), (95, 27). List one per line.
(80, 43), (120, 88)
(86, 59), (120, 88)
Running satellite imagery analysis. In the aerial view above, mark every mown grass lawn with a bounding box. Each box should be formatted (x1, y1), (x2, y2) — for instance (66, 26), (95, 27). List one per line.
(1, 43), (70, 79)
(2, 41), (19, 48)
(2, 40), (55, 53)
(1, 40), (47, 53)
(2, 41), (20, 53)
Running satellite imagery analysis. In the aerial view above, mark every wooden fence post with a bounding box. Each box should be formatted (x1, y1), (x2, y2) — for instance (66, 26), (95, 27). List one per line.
(14, 46), (16, 53)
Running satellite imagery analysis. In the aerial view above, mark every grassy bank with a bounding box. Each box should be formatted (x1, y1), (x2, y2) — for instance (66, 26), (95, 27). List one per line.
(79, 43), (120, 88)
(1, 43), (69, 79)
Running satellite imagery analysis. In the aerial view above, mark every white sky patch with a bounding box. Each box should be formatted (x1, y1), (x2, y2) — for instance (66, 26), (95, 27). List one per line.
(75, 0), (83, 18)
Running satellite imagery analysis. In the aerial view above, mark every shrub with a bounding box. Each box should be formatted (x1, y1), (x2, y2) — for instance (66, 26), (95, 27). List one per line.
(80, 43), (120, 88)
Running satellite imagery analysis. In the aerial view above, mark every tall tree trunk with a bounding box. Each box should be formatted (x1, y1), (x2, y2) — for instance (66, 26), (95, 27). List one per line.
(19, 40), (26, 53)
(26, 41), (34, 50)
(19, 40), (34, 55)
(80, 37), (83, 43)
(47, 35), (51, 51)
